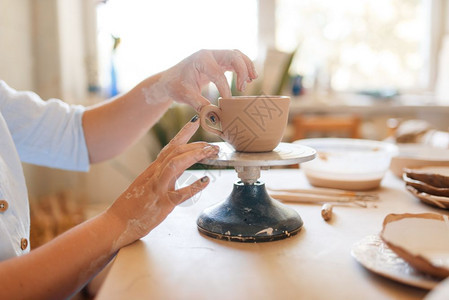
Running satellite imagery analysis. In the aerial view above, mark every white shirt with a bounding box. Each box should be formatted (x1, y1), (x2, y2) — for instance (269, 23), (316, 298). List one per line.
(0, 80), (89, 260)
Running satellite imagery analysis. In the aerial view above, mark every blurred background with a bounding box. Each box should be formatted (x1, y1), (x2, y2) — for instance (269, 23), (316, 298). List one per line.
(1, 0), (449, 247)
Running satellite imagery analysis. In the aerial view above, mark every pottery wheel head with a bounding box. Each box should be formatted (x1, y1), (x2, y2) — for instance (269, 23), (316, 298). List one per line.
(199, 142), (316, 168)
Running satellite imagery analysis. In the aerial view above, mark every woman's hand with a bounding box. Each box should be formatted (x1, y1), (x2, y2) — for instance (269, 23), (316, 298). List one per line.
(83, 49), (257, 164)
(144, 49), (258, 111)
(106, 116), (219, 249)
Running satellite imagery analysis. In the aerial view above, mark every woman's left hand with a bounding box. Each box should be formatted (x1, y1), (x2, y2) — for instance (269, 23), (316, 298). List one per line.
(105, 116), (219, 248)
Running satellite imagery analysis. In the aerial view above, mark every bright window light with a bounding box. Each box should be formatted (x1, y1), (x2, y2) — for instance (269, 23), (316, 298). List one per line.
(276, 0), (425, 92)
(97, 0), (258, 94)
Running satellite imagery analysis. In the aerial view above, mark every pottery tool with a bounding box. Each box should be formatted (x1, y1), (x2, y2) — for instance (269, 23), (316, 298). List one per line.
(268, 188), (378, 208)
(267, 187), (379, 201)
(198, 142), (316, 243)
(321, 203), (333, 221)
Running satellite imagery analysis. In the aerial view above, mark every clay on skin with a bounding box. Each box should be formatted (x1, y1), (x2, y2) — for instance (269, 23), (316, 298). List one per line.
(142, 81), (172, 105)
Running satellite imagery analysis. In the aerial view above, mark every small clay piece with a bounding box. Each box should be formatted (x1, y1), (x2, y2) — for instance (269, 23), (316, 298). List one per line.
(321, 203), (333, 221)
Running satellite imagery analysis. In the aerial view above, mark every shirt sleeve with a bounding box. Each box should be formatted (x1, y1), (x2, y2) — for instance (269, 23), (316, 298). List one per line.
(0, 81), (90, 172)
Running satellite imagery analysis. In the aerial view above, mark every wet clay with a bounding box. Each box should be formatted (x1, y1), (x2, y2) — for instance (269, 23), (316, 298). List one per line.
(200, 96), (290, 152)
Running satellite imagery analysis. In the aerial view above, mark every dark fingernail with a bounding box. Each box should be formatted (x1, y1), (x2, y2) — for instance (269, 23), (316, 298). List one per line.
(200, 176), (209, 183)
(190, 115), (199, 122)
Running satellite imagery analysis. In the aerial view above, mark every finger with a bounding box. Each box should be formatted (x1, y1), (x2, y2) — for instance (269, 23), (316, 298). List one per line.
(196, 52), (231, 98)
(167, 176), (209, 206)
(212, 50), (250, 92)
(167, 115), (200, 147)
(159, 146), (219, 189)
(157, 117), (200, 162)
(231, 58), (249, 91)
(160, 142), (216, 169)
(191, 94), (212, 112)
(234, 49), (258, 80)
(176, 83), (211, 112)
(158, 141), (209, 163)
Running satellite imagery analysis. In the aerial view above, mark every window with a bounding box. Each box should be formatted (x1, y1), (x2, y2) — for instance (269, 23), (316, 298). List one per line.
(96, 0), (258, 94)
(275, 0), (426, 92)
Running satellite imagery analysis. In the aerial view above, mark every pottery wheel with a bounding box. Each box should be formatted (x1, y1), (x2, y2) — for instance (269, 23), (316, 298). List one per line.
(197, 142), (316, 243)
(201, 142), (316, 167)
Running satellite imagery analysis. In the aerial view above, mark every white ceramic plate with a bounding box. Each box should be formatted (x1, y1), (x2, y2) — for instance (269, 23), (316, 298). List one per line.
(351, 235), (441, 290)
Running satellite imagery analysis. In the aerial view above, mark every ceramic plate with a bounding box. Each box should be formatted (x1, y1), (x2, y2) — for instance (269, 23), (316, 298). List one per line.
(403, 174), (449, 197)
(404, 166), (449, 188)
(406, 185), (449, 209)
(351, 235), (441, 290)
(380, 213), (449, 278)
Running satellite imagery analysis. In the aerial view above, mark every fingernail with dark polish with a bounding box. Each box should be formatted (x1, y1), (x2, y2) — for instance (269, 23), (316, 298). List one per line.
(200, 176), (209, 183)
(190, 115), (199, 122)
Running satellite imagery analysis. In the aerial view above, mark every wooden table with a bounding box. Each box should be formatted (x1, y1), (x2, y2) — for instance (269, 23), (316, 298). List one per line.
(97, 169), (446, 300)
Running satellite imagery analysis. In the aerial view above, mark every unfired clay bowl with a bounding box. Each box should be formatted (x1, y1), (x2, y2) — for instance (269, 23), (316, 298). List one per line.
(200, 96), (290, 152)
(293, 138), (398, 190)
(380, 213), (449, 278)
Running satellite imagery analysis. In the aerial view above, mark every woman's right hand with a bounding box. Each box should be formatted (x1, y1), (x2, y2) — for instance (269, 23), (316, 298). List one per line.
(105, 116), (218, 249)
(143, 49), (258, 111)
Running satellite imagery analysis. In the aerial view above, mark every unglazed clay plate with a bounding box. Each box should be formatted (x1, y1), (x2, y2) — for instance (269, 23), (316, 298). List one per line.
(404, 166), (449, 189)
(406, 185), (449, 209)
(351, 235), (441, 290)
(380, 213), (449, 279)
(403, 174), (449, 197)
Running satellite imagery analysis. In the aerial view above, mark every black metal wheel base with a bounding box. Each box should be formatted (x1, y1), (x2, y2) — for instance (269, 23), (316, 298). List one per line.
(197, 181), (303, 243)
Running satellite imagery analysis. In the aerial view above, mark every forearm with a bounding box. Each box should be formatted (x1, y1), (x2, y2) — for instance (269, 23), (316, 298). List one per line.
(0, 117), (216, 299)
(82, 49), (257, 164)
(0, 211), (128, 300)
(83, 73), (172, 163)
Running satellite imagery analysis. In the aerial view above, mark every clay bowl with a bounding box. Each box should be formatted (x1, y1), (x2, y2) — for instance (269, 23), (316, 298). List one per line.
(390, 144), (449, 178)
(403, 173), (449, 197)
(293, 138), (398, 191)
(380, 213), (449, 279)
(404, 166), (449, 189)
